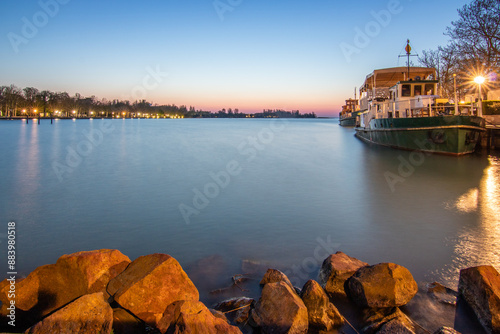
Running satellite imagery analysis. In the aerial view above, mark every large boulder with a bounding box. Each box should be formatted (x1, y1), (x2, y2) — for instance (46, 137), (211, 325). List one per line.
(25, 292), (113, 334)
(300, 279), (344, 331)
(347, 263), (418, 308)
(319, 252), (368, 296)
(458, 265), (500, 334)
(260, 269), (295, 291)
(0, 249), (130, 327)
(250, 281), (308, 334)
(107, 253), (199, 328)
(57, 249), (131, 295)
(214, 297), (254, 325)
(158, 300), (242, 334)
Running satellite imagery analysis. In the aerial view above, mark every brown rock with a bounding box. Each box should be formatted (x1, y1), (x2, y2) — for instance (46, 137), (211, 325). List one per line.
(57, 249), (131, 295)
(0, 249), (130, 326)
(25, 292), (113, 334)
(260, 269), (294, 291)
(214, 297), (254, 325)
(113, 308), (146, 334)
(377, 317), (416, 334)
(107, 253), (199, 328)
(318, 252), (368, 296)
(158, 300), (242, 334)
(300, 279), (344, 330)
(434, 327), (461, 334)
(210, 309), (230, 324)
(347, 263), (418, 308)
(427, 282), (457, 306)
(458, 265), (500, 334)
(362, 307), (415, 334)
(250, 281), (308, 334)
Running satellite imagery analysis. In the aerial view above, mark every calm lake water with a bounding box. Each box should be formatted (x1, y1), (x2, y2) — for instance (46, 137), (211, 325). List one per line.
(0, 118), (499, 308)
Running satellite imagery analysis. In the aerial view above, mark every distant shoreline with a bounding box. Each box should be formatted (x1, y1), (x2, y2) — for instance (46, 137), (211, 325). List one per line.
(0, 116), (332, 121)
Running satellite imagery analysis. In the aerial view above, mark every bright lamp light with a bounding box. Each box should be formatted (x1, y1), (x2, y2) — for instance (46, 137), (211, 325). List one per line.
(474, 76), (485, 84)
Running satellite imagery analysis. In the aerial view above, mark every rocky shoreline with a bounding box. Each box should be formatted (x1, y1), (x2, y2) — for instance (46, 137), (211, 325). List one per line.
(0, 249), (498, 334)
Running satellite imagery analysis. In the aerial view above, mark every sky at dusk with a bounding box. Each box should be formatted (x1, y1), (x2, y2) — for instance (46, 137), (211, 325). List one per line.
(0, 0), (471, 116)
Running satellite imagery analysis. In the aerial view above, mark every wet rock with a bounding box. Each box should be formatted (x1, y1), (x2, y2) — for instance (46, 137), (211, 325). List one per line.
(250, 281), (308, 334)
(362, 307), (415, 334)
(318, 252), (368, 297)
(427, 282), (458, 306)
(377, 317), (416, 334)
(347, 263), (418, 308)
(433, 327), (461, 334)
(210, 309), (230, 324)
(260, 269), (294, 291)
(241, 259), (273, 276)
(0, 249), (130, 326)
(300, 279), (344, 331)
(107, 253), (199, 328)
(158, 300), (242, 334)
(113, 307), (147, 334)
(25, 292), (113, 334)
(458, 265), (500, 334)
(214, 297), (254, 325)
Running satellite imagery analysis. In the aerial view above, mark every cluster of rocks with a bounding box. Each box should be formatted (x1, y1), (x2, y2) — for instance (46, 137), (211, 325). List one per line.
(0, 249), (498, 334)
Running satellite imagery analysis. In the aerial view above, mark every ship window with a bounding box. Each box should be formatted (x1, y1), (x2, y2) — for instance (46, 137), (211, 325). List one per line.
(414, 85), (422, 96)
(425, 84), (435, 95)
(402, 85), (411, 97)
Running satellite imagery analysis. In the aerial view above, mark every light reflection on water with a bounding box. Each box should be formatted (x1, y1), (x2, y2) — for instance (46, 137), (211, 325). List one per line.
(439, 156), (500, 288)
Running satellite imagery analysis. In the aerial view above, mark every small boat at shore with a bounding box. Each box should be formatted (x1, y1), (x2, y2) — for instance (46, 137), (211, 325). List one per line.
(354, 63), (486, 155)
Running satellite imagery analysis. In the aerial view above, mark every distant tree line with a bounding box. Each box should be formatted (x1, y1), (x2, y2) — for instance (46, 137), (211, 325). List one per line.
(419, 0), (500, 101)
(255, 109), (316, 118)
(0, 85), (316, 119)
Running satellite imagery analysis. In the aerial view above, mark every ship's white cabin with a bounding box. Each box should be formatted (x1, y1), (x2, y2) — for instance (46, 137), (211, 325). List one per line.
(356, 67), (445, 128)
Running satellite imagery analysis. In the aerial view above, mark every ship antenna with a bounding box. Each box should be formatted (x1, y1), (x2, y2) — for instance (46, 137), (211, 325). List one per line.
(405, 40), (411, 79)
(399, 39), (418, 80)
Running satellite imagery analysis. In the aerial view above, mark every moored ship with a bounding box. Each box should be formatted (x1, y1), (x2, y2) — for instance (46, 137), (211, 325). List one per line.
(339, 98), (359, 127)
(354, 66), (485, 155)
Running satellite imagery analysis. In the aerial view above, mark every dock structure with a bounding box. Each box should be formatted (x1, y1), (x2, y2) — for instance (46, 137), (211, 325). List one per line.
(484, 126), (500, 151)
(482, 115), (500, 151)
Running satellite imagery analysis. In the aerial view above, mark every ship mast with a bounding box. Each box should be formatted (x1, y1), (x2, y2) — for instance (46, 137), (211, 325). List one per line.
(399, 39), (418, 80)
(405, 40), (411, 80)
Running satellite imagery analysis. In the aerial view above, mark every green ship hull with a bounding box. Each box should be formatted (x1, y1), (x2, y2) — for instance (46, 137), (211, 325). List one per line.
(339, 111), (359, 127)
(355, 116), (485, 155)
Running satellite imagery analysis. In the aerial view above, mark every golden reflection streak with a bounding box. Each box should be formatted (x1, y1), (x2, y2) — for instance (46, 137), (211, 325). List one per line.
(438, 157), (500, 288)
(454, 156), (500, 277)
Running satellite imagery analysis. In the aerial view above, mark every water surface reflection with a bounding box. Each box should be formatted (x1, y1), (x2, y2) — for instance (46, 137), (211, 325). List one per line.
(442, 155), (500, 287)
